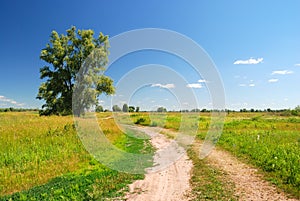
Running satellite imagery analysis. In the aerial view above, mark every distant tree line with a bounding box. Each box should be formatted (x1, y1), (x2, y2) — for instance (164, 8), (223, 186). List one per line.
(95, 104), (140, 113)
(94, 105), (300, 116)
(0, 108), (39, 112)
(3, 105), (297, 115)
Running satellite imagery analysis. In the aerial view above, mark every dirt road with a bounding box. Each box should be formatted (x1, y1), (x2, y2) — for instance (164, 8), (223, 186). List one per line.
(122, 126), (298, 201)
(124, 126), (193, 201)
(207, 147), (299, 201)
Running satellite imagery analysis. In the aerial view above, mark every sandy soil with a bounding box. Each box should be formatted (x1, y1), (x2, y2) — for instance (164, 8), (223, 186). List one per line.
(124, 126), (193, 201)
(207, 147), (299, 201)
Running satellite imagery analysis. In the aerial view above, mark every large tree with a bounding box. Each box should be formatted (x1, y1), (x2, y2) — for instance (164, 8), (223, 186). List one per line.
(37, 26), (114, 116)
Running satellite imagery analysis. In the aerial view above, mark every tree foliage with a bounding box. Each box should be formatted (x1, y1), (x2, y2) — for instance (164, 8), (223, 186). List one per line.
(122, 104), (129, 112)
(129, 106), (135, 112)
(112, 105), (121, 112)
(157, 107), (167, 112)
(37, 26), (114, 116)
(135, 106), (140, 112)
(95, 105), (104, 112)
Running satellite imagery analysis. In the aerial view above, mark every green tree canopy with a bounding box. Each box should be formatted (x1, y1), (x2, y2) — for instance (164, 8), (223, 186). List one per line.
(37, 26), (115, 116)
(95, 105), (104, 112)
(135, 106), (140, 112)
(128, 106), (135, 112)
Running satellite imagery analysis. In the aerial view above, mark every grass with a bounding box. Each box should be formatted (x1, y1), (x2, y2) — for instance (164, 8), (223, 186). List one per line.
(1, 111), (299, 199)
(218, 114), (300, 198)
(0, 112), (153, 200)
(187, 142), (238, 201)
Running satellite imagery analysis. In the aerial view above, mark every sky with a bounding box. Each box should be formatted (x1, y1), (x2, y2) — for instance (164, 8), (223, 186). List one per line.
(0, 0), (299, 111)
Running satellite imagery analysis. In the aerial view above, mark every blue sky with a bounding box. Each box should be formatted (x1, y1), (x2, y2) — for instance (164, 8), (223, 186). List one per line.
(0, 1), (299, 110)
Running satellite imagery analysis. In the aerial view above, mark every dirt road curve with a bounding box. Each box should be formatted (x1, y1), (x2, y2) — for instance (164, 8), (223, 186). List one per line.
(124, 126), (193, 201)
(207, 148), (299, 201)
(122, 126), (298, 201)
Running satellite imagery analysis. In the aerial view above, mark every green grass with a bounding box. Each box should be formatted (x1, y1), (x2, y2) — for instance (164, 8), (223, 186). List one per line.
(2, 111), (299, 200)
(218, 115), (300, 198)
(0, 163), (143, 201)
(187, 143), (238, 201)
(0, 112), (153, 200)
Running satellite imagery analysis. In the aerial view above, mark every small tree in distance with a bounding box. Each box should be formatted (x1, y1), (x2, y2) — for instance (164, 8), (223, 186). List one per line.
(112, 105), (121, 112)
(135, 106), (140, 112)
(95, 105), (103, 112)
(122, 104), (129, 112)
(157, 107), (167, 112)
(129, 106), (135, 112)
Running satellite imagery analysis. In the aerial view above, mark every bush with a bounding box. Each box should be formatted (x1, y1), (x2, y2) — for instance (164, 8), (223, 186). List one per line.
(135, 118), (146, 125)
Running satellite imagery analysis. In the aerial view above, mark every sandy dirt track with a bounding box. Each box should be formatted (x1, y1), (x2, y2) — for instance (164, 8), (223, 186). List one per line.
(120, 126), (298, 201)
(124, 126), (193, 201)
(207, 148), (299, 201)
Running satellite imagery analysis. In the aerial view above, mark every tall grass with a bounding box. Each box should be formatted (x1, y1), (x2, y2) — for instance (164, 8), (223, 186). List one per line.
(219, 115), (300, 197)
(0, 112), (153, 200)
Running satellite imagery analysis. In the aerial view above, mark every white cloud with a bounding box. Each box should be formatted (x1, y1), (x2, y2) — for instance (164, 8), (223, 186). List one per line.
(268, 78), (279, 83)
(0, 95), (24, 107)
(198, 79), (207, 83)
(151, 83), (175, 89)
(186, 83), (202, 88)
(294, 64), (300, 67)
(234, 57), (263, 65)
(271, 70), (293, 75)
(239, 83), (255, 87)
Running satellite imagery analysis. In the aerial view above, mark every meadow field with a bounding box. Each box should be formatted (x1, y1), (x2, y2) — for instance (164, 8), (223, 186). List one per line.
(0, 112), (153, 200)
(0, 111), (299, 200)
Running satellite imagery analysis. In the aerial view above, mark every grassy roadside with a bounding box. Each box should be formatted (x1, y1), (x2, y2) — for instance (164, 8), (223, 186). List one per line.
(187, 142), (238, 201)
(0, 112), (154, 200)
(217, 115), (300, 198)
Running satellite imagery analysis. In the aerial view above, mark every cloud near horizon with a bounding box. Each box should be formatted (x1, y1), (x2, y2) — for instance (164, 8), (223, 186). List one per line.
(239, 83), (255, 87)
(234, 57), (263, 65)
(186, 83), (203, 88)
(0, 95), (24, 107)
(198, 79), (207, 83)
(151, 83), (175, 89)
(271, 70), (293, 75)
(268, 78), (279, 83)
